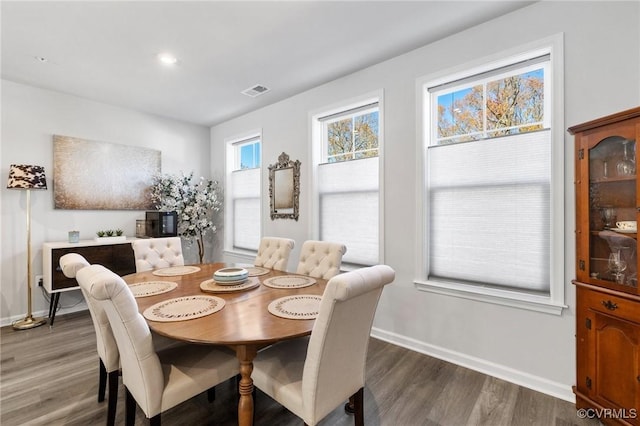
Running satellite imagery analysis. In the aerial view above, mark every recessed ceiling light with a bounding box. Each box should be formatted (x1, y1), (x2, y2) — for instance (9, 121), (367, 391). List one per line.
(157, 53), (178, 65)
(34, 56), (48, 63)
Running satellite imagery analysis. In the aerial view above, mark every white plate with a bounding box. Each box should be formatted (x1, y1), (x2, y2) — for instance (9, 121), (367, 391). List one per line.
(214, 278), (248, 286)
(613, 228), (637, 234)
(214, 267), (248, 277)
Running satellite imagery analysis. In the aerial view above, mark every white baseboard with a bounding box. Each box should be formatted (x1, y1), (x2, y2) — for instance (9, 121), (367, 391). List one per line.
(1, 304), (88, 328)
(370, 327), (576, 403)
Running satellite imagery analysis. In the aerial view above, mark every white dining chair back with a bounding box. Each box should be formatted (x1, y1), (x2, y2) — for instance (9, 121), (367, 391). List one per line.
(251, 264), (395, 426)
(254, 237), (295, 271)
(131, 237), (184, 272)
(296, 240), (347, 279)
(60, 253), (119, 426)
(79, 264), (239, 424)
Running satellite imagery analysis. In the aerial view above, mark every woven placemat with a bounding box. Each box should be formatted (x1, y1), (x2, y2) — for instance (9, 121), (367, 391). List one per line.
(268, 295), (322, 320)
(129, 281), (177, 298)
(143, 295), (225, 322)
(246, 266), (271, 276)
(152, 265), (201, 277)
(262, 275), (316, 289)
(200, 278), (260, 293)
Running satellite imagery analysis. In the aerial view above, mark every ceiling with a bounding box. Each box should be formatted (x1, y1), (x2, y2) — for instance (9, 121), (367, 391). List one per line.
(1, 1), (534, 127)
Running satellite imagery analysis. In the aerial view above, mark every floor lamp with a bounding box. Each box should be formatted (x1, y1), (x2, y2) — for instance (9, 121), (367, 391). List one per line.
(7, 164), (48, 330)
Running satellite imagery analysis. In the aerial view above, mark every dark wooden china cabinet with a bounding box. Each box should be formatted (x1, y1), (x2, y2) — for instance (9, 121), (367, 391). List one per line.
(570, 106), (640, 425)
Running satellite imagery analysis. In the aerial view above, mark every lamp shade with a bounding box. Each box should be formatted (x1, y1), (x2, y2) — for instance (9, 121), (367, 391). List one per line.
(7, 164), (47, 190)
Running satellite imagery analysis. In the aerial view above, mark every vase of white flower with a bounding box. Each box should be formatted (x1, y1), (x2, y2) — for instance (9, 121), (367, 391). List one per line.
(149, 172), (222, 264)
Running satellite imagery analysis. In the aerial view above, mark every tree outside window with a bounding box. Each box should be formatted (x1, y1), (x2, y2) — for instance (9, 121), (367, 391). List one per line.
(437, 68), (544, 144)
(326, 110), (379, 162)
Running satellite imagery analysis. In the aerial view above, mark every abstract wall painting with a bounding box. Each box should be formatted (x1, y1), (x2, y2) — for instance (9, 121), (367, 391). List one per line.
(53, 135), (160, 210)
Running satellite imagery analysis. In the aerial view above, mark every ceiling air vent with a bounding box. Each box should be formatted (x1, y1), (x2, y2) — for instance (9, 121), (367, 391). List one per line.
(241, 84), (270, 98)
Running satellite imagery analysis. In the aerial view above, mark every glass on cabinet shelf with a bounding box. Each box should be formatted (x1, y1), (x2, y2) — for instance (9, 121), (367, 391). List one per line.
(616, 139), (636, 176)
(588, 136), (636, 181)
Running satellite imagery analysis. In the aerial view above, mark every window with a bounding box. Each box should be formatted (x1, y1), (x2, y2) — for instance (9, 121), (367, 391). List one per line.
(417, 37), (565, 314)
(324, 103), (379, 162)
(225, 134), (261, 252)
(436, 64), (546, 144)
(239, 140), (260, 169)
(312, 94), (383, 267)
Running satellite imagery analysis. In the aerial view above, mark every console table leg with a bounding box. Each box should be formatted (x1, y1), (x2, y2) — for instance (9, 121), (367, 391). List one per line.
(48, 293), (60, 326)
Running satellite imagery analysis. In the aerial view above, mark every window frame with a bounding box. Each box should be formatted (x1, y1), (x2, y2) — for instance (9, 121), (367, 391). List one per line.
(224, 131), (262, 256)
(310, 90), (385, 270)
(415, 34), (566, 315)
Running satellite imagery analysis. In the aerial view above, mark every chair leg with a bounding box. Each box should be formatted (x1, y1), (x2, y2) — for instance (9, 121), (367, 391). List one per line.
(344, 389), (364, 420)
(125, 387), (136, 426)
(98, 360), (107, 402)
(352, 388), (364, 426)
(345, 399), (354, 414)
(149, 414), (161, 426)
(107, 370), (119, 426)
(253, 387), (256, 425)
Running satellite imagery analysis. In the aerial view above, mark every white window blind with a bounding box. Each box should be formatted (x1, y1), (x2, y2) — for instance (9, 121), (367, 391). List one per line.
(318, 156), (379, 266)
(428, 130), (550, 293)
(231, 167), (260, 251)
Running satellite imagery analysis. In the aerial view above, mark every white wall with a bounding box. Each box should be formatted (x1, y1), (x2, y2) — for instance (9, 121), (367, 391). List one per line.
(210, 2), (640, 401)
(1, 80), (212, 325)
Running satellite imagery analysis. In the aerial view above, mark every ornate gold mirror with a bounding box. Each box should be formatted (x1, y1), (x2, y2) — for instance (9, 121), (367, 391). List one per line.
(269, 152), (300, 220)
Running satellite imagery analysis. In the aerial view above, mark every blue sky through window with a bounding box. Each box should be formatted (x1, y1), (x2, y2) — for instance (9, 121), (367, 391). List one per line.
(240, 141), (260, 169)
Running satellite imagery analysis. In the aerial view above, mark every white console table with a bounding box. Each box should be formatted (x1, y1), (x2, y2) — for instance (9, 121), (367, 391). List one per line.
(43, 238), (137, 325)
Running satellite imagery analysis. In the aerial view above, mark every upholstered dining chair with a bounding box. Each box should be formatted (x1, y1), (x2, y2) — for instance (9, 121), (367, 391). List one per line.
(131, 237), (184, 272)
(59, 253), (119, 426)
(78, 264), (239, 426)
(251, 264), (395, 426)
(254, 237), (295, 271)
(295, 240), (347, 280)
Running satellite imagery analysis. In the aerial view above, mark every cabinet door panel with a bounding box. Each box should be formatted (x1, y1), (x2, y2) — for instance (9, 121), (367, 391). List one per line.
(591, 311), (640, 420)
(112, 244), (136, 275)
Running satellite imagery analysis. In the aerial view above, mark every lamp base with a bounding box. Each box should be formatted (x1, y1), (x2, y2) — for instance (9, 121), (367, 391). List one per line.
(12, 315), (47, 330)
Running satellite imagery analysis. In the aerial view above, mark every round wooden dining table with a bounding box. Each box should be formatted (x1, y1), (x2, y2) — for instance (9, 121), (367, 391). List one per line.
(123, 263), (328, 426)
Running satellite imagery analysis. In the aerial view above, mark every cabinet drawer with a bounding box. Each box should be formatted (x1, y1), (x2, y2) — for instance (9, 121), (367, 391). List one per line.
(580, 286), (640, 324)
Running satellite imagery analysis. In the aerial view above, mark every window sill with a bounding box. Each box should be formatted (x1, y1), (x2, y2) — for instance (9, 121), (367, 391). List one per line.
(222, 248), (257, 261)
(414, 279), (567, 316)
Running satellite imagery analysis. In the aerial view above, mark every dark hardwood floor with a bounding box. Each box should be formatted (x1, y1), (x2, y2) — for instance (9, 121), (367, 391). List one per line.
(0, 311), (600, 426)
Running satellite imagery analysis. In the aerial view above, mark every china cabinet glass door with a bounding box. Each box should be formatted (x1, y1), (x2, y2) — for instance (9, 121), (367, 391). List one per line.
(588, 135), (638, 291)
